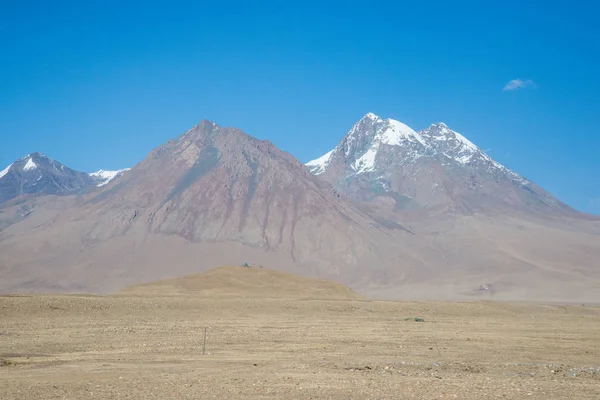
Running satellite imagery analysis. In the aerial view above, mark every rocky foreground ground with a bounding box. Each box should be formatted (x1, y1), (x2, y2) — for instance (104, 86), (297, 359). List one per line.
(1, 293), (599, 399)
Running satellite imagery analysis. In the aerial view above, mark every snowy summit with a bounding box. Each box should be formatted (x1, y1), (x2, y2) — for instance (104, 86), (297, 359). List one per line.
(307, 112), (429, 175)
(0, 152), (130, 204)
(307, 112), (522, 180)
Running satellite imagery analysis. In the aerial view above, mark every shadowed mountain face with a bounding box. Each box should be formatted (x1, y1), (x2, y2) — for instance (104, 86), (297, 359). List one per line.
(0, 118), (599, 302)
(307, 113), (578, 217)
(0, 153), (127, 204)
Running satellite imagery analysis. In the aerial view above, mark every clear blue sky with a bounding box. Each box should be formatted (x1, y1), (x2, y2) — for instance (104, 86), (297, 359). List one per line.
(1, 0), (599, 214)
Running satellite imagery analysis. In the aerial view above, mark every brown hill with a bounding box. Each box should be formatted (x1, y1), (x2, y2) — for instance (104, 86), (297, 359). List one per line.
(118, 265), (363, 299)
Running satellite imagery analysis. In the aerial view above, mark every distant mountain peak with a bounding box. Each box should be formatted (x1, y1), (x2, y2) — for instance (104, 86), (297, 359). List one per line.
(363, 112), (382, 121)
(178, 119), (221, 142)
(305, 113), (570, 215)
(196, 119), (218, 130)
(19, 152), (50, 162)
(307, 113), (427, 176)
(353, 113), (422, 145)
(0, 152), (129, 203)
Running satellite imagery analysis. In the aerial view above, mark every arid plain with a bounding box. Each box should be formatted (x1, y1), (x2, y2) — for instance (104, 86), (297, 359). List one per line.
(1, 267), (599, 400)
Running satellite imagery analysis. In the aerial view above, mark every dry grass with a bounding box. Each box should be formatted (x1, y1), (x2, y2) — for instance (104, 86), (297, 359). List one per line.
(1, 292), (599, 399)
(1, 267), (599, 399)
(119, 266), (363, 300)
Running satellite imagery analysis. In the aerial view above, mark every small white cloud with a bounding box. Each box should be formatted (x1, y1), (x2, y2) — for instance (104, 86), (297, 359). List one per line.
(503, 79), (536, 91)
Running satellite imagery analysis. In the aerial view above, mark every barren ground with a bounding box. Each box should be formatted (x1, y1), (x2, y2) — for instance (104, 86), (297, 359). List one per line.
(1, 292), (599, 399)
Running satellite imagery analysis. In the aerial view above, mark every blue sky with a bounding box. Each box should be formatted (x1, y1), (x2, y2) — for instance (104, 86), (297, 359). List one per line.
(1, 0), (599, 214)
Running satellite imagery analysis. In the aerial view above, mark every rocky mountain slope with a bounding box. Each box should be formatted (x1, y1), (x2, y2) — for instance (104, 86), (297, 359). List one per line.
(307, 113), (577, 216)
(0, 153), (128, 204)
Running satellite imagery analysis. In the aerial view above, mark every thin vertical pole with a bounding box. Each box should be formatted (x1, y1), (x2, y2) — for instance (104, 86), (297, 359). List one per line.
(203, 327), (207, 355)
(432, 336), (441, 358)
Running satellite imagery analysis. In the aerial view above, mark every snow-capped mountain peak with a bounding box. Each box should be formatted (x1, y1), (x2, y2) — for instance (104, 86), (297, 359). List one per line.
(0, 152), (130, 204)
(348, 113), (425, 147)
(89, 168), (130, 187)
(307, 113), (427, 175)
(305, 113), (533, 199)
(363, 112), (382, 121)
(304, 114), (565, 214)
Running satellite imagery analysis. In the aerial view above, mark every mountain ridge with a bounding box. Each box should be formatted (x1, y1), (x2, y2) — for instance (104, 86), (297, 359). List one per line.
(307, 113), (579, 217)
(0, 152), (128, 204)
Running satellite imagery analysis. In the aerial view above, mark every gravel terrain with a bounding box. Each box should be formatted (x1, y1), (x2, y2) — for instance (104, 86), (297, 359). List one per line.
(1, 291), (599, 399)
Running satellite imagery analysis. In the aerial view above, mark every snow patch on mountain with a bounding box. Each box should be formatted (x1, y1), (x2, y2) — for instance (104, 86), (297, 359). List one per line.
(89, 169), (130, 187)
(353, 148), (378, 173)
(455, 154), (473, 164)
(306, 150), (334, 175)
(0, 163), (12, 179)
(23, 158), (37, 171)
(383, 119), (427, 146)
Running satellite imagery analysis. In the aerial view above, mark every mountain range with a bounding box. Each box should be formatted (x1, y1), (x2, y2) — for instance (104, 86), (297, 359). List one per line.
(0, 152), (128, 204)
(1, 114), (598, 301)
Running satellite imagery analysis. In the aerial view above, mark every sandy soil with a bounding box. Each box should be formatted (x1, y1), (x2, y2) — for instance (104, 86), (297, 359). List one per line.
(1, 293), (599, 399)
